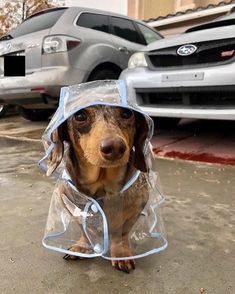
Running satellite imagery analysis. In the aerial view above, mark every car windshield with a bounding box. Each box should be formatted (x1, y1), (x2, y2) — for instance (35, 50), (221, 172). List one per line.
(7, 8), (67, 38)
(136, 23), (163, 44)
(186, 11), (235, 33)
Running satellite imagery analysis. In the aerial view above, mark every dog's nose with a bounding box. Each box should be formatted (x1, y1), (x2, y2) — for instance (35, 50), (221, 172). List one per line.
(100, 138), (126, 161)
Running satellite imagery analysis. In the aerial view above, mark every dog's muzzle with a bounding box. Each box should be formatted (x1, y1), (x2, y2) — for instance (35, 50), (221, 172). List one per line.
(100, 137), (126, 161)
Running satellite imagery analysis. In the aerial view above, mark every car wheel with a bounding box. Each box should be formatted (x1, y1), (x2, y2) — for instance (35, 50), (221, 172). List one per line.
(0, 104), (9, 118)
(18, 107), (54, 121)
(152, 117), (180, 129)
(89, 69), (120, 81)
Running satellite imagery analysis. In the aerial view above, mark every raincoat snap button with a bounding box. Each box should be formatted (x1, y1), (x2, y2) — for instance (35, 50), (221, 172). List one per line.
(94, 243), (102, 253)
(91, 204), (98, 213)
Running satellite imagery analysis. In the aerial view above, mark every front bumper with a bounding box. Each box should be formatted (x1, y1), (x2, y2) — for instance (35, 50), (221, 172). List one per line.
(120, 63), (235, 120)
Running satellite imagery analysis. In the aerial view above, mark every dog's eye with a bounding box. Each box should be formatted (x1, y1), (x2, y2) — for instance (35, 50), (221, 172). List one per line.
(74, 111), (87, 122)
(120, 109), (133, 119)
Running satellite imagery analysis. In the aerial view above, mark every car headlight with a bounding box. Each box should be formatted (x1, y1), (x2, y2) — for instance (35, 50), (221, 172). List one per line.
(128, 52), (148, 69)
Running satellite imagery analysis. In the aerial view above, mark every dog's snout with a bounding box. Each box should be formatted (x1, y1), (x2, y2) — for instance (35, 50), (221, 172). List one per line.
(100, 138), (126, 161)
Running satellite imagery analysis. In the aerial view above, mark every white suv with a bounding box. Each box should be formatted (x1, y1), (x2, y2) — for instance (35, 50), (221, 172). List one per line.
(120, 11), (235, 124)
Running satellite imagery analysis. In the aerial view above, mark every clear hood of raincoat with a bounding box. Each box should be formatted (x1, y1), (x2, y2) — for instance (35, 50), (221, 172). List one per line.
(39, 80), (168, 260)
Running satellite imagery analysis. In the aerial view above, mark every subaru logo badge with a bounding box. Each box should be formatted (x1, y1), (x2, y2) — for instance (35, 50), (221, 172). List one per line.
(177, 44), (197, 56)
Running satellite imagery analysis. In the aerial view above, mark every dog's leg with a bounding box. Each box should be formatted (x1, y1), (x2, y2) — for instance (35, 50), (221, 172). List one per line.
(63, 234), (91, 260)
(110, 234), (135, 273)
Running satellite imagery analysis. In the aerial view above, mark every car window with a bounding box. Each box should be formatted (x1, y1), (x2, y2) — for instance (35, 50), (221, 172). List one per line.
(10, 9), (66, 38)
(77, 13), (109, 33)
(110, 16), (143, 44)
(136, 23), (162, 44)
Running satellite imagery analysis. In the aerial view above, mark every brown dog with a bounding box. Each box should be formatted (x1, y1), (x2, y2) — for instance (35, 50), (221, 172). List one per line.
(47, 105), (149, 273)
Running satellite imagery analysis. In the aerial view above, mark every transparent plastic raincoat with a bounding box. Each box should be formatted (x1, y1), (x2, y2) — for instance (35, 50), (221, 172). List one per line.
(39, 80), (167, 260)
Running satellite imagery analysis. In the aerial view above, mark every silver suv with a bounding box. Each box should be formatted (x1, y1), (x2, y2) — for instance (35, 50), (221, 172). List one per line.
(0, 7), (162, 120)
(120, 11), (235, 124)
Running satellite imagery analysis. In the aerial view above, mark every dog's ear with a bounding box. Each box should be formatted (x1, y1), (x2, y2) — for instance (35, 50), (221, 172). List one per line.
(133, 113), (149, 173)
(47, 122), (68, 176)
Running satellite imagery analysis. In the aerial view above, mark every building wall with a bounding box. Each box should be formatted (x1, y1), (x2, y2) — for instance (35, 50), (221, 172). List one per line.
(128, 0), (143, 19)
(194, 0), (231, 6)
(128, 0), (234, 20)
(143, 0), (175, 20)
(175, 0), (196, 12)
(128, 0), (175, 20)
(174, 0), (233, 15)
(65, 0), (128, 15)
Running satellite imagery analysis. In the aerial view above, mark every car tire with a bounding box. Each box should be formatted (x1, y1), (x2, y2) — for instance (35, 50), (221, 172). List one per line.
(152, 117), (180, 129)
(89, 69), (120, 81)
(0, 105), (9, 118)
(18, 107), (54, 121)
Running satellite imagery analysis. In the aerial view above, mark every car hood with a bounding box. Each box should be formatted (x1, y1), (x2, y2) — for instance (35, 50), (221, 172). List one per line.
(144, 23), (235, 52)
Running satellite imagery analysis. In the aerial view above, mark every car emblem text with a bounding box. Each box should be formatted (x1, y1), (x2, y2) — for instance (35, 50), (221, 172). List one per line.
(6, 42), (12, 51)
(177, 44), (197, 56)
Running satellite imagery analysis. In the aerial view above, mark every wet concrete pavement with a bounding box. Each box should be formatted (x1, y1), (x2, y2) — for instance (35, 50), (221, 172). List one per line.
(0, 114), (47, 141)
(0, 115), (235, 293)
(152, 119), (235, 165)
(1, 114), (235, 165)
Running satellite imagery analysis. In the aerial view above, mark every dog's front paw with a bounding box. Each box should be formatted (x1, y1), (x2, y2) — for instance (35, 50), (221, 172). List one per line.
(111, 258), (135, 273)
(63, 237), (92, 260)
(110, 245), (135, 273)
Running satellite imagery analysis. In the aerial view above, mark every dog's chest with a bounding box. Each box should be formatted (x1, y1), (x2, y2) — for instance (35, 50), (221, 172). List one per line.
(102, 173), (149, 231)
(83, 166), (127, 197)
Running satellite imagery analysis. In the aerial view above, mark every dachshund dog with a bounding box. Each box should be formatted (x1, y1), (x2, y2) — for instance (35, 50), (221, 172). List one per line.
(46, 105), (150, 273)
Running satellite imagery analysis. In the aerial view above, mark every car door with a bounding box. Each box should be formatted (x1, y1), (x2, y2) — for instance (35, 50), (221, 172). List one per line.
(63, 11), (119, 75)
(109, 16), (145, 68)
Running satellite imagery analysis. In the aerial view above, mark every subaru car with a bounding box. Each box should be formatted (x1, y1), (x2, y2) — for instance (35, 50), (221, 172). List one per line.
(0, 7), (162, 120)
(120, 11), (235, 125)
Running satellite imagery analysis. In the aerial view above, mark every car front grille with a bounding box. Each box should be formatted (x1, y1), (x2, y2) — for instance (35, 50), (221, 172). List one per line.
(147, 38), (235, 69)
(136, 86), (235, 108)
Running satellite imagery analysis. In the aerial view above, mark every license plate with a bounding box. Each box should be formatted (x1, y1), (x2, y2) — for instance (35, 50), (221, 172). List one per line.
(162, 72), (204, 82)
(4, 55), (25, 76)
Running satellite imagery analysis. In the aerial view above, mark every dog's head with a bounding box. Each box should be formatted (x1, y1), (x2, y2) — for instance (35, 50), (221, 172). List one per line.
(47, 105), (149, 176)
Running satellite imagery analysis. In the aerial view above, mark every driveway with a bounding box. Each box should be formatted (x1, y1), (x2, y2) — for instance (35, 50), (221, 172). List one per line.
(0, 114), (234, 293)
(1, 114), (235, 165)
